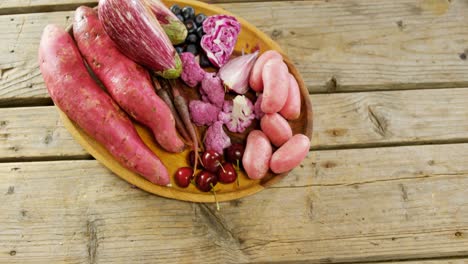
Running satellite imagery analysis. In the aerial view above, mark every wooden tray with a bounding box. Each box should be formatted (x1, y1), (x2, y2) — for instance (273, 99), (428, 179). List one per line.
(60, 0), (313, 202)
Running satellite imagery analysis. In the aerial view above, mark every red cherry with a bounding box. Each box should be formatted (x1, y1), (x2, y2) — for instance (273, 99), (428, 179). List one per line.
(174, 167), (194, 188)
(201, 150), (223, 172)
(225, 143), (245, 164)
(218, 162), (237, 184)
(195, 170), (218, 192)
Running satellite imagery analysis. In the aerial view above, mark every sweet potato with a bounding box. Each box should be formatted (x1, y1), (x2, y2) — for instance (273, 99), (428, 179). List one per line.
(279, 74), (301, 120)
(242, 130), (272, 180)
(260, 113), (292, 147)
(73, 6), (184, 153)
(249, 50), (282, 92)
(261, 59), (289, 114)
(270, 134), (310, 174)
(39, 24), (169, 185)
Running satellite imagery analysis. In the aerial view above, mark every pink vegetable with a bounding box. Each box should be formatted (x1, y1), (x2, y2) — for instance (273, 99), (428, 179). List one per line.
(253, 93), (265, 119)
(260, 113), (292, 147)
(261, 59), (289, 113)
(98, 0), (181, 78)
(204, 121), (232, 154)
(39, 24), (169, 185)
(146, 0), (187, 44)
(280, 73), (302, 120)
(218, 95), (255, 133)
(181, 52), (206, 87)
(270, 134), (310, 174)
(189, 100), (220, 126)
(249, 50), (283, 92)
(242, 130), (272, 180)
(200, 15), (240, 68)
(73, 6), (184, 153)
(200, 73), (225, 108)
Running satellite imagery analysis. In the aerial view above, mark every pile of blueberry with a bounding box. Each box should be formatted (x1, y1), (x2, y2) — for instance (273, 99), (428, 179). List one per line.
(170, 4), (212, 67)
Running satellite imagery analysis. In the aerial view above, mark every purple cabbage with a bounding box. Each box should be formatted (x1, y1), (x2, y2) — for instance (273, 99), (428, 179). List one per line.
(200, 15), (241, 68)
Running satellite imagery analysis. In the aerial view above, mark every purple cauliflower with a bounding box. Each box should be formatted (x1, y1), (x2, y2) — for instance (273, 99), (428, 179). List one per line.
(200, 15), (241, 68)
(200, 73), (225, 108)
(254, 93), (265, 119)
(204, 121), (232, 154)
(180, 52), (205, 87)
(189, 100), (220, 126)
(218, 95), (255, 133)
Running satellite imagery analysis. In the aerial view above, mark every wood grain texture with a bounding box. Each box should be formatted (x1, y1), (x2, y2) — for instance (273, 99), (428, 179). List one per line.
(0, 107), (87, 161)
(2, 0), (468, 106)
(2, 143), (468, 263)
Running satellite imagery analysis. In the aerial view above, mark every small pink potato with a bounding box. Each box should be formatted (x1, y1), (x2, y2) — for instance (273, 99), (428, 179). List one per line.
(279, 74), (301, 120)
(260, 113), (292, 147)
(242, 130), (272, 180)
(261, 59), (289, 114)
(270, 134), (310, 174)
(249, 50), (283, 92)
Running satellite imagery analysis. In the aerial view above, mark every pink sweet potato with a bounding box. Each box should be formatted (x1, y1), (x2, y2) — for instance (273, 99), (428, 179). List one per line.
(249, 50), (282, 92)
(279, 73), (301, 120)
(260, 113), (292, 147)
(270, 134), (310, 174)
(39, 24), (169, 185)
(73, 6), (184, 153)
(242, 130), (272, 180)
(261, 59), (289, 114)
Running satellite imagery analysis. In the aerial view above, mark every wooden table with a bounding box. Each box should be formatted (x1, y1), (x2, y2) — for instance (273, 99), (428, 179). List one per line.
(2, 0), (468, 263)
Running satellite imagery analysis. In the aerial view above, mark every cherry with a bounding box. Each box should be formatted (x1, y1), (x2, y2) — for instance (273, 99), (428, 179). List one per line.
(225, 143), (245, 165)
(188, 150), (202, 169)
(195, 170), (218, 192)
(201, 150), (223, 172)
(174, 167), (194, 188)
(218, 162), (237, 184)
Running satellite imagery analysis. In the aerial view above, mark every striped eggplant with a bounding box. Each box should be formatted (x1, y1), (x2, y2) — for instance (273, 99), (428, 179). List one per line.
(98, 0), (182, 79)
(146, 0), (187, 45)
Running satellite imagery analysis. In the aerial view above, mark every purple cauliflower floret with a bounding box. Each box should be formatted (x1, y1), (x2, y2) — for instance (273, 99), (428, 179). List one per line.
(200, 73), (225, 108)
(254, 93), (265, 119)
(200, 15), (241, 68)
(204, 121), (232, 154)
(180, 52), (205, 87)
(189, 100), (220, 126)
(218, 95), (255, 133)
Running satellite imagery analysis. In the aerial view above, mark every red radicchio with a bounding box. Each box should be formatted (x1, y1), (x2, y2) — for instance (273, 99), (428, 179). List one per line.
(200, 15), (241, 68)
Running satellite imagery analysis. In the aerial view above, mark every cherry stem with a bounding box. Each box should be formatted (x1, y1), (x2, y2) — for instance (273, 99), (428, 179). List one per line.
(236, 159), (240, 187)
(210, 183), (220, 211)
(218, 162), (225, 173)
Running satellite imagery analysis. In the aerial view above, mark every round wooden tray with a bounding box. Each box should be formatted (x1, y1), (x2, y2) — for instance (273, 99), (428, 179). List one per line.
(60, 0), (313, 202)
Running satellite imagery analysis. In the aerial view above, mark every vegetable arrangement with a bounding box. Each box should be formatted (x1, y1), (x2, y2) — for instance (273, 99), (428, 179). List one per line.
(38, 0), (311, 200)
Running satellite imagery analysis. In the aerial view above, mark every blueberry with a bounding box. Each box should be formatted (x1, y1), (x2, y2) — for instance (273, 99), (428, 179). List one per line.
(199, 52), (212, 68)
(195, 13), (207, 27)
(170, 4), (182, 15)
(196, 27), (204, 39)
(184, 20), (197, 34)
(182, 6), (195, 21)
(185, 44), (199, 56)
(186, 34), (198, 44)
(176, 14), (184, 22)
(175, 46), (184, 54)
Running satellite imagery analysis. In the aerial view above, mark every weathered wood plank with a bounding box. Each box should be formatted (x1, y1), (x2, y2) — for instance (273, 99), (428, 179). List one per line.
(374, 260), (468, 264)
(0, 0), (297, 16)
(0, 107), (87, 161)
(311, 87), (468, 149)
(4, 86), (468, 160)
(2, 143), (468, 263)
(2, 0), (468, 106)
